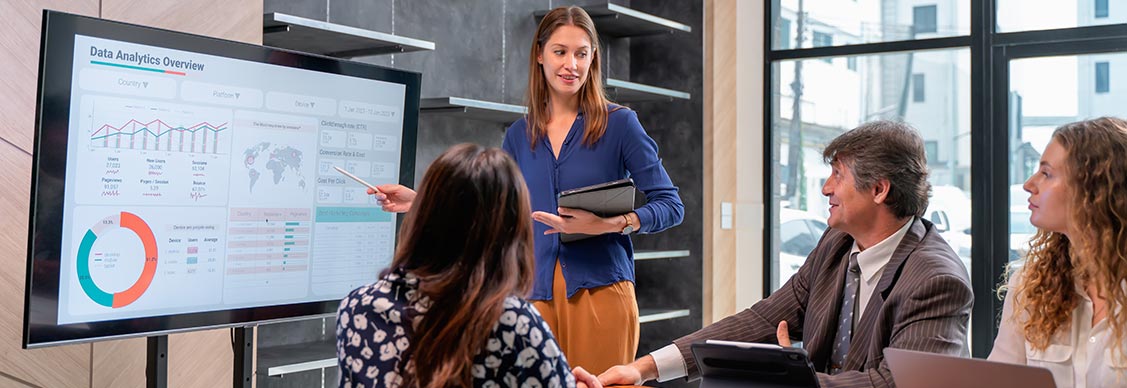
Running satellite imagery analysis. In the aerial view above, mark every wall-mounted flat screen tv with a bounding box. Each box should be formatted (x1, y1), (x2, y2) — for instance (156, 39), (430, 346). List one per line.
(24, 10), (420, 348)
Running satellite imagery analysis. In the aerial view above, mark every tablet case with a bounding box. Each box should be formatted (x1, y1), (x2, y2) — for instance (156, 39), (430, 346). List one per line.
(691, 340), (821, 388)
(556, 178), (635, 243)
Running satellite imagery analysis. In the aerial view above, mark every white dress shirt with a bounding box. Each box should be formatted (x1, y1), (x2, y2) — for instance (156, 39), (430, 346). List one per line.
(651, 220), (912, 382)
(989, 269), (1127, 388)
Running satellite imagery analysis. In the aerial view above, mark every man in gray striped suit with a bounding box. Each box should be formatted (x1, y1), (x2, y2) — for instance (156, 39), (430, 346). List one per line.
(600, 121), (973, 388)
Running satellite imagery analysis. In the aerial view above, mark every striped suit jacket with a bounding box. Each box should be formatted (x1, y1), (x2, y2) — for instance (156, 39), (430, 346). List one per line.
(673, 217), (973, 388)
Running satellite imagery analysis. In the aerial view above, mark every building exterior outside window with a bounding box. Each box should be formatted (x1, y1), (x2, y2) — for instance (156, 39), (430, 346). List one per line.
(1096, 0), (1109, 18)
(1096, 62), (1110, 93)
(914, 5), (938, 33)
(913, 73), (927, 102)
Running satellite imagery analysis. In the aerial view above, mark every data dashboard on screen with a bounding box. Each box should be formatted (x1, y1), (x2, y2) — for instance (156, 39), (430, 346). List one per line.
(25, 11), (420, 347)
(61, 34), (406, 324)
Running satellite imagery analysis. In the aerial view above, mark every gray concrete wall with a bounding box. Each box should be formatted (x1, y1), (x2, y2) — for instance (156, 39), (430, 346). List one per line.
(627, 4), (704, 380)
(259, 1), (702, 386)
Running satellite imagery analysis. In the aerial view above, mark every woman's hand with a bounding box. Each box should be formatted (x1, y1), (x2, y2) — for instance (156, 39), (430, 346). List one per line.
(532, 207), (620, 235)
(368, 184), (416, 213)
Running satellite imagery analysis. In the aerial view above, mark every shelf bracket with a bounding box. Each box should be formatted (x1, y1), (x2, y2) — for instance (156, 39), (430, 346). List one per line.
(263, 25), (290, 35)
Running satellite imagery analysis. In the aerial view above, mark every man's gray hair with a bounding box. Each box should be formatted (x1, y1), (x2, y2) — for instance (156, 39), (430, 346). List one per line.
(822, 120), (931, 218)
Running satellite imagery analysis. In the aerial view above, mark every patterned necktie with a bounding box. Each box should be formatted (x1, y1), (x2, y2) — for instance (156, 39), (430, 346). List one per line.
(829, 252), (861, 375)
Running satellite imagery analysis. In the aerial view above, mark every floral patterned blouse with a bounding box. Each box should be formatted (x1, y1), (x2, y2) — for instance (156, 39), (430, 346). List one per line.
(337, 267), (577, 388)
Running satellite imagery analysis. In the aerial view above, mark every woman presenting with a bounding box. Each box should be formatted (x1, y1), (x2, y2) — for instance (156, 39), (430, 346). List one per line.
(373, 6), (683, 373)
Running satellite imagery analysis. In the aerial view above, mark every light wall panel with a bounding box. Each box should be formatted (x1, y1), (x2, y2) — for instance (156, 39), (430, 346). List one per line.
(0, 1), (98, 387)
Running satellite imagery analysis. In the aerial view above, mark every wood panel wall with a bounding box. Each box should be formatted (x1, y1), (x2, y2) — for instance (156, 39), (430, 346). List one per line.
(101, 0), (262, 46)
(703, 0), (765, 324)
(1, 1), (261, 386)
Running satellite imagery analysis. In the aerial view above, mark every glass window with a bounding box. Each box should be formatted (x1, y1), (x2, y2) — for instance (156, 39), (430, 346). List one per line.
(1008, 53), (1127, 261)
(1097, 61), (1110, 93)
(813, 32), (834, 63)
(998, 0), (1122, 32)
(914, 5), (938, 34)
(913, 73), (926, 102)
(777, 212), (824, 284)
(780, 219), (818, 256)
(779, 18), (793, 49)
(930, 208), (949, 227)
(813, 31), (834, 47)
(771, 0), (968, 50)
(807, 219), (829, 233)
(925, 140), (941, 164)
(770, 48), (971, 290)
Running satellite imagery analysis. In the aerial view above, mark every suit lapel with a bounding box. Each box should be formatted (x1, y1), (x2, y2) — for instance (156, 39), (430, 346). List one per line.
(803, 237), (854, 371)
(842, 217), (926, 371)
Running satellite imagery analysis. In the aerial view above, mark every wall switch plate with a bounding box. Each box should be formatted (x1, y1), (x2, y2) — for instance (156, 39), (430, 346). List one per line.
(721, 202), (733, 229)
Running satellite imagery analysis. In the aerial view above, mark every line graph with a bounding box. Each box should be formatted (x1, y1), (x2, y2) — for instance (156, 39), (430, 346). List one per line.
(90, 119), (229, 154)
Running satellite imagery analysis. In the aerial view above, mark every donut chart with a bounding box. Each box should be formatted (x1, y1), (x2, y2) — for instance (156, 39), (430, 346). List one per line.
(76, 211), (158, 308)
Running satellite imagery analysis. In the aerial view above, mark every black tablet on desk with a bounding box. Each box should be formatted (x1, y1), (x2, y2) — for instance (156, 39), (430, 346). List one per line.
(557, 178), (635, 243)
(691, 340), (821, 388)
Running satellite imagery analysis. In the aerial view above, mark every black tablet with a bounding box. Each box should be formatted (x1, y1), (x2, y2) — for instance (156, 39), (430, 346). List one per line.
(691, 340), (821, 388)
(556, 178), (635, 243)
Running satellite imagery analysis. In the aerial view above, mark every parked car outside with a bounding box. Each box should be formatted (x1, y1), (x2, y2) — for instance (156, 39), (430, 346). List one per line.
(777, 208), (828, 286)
(1010, 207), (1035, 260)
(925, 186), (972, 275)
(1009, 184), (1036, 261)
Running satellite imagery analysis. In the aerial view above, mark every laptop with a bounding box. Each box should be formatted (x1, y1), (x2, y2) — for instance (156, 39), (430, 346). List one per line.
(885, 348), (1056, 388)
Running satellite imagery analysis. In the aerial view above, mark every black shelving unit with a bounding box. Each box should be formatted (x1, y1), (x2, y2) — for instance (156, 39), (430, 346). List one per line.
(606, 78), (691, 102)
(263, 12), (435, 57)
(419, 97), (527, 124)
(535, 3), (692, 37)
(634, 249), (692, 261)
(257, 339), (336, 377)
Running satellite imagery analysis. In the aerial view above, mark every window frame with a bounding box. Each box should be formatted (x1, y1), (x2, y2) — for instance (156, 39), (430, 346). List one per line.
(764, 0), (1127, 358)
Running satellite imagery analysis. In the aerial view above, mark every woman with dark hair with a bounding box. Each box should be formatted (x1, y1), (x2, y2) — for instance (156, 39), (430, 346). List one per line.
(337, 144), (601, 388)
(990, 117), (1127, 387)
(372, 6), (684, 373)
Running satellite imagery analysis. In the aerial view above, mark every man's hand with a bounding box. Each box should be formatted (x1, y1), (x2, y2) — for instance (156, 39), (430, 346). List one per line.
(573, 366), (603, 388)
(598, 355), (658, 386)
(777, 321), (793, 347)
(368, 184), (415, 213)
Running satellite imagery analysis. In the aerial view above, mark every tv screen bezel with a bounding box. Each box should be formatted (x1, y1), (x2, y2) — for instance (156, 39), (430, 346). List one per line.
(23, 10), (420, 349)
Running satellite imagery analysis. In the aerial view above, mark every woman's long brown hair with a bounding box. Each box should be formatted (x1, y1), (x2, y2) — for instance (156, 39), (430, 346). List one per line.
(386, 143), (534, 388)
(525, 6), (618, 148)
(1010, 117), (1127, 364)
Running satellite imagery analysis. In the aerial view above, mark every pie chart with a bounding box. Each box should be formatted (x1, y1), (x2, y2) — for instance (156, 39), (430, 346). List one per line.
(76, 211), (158, 308)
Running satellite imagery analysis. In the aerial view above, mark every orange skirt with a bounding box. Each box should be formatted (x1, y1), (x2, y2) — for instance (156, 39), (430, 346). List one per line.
(531, 259), (639, 375)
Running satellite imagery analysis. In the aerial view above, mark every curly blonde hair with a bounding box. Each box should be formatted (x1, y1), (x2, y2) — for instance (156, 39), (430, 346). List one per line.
(1010, 117), (1127, 363)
